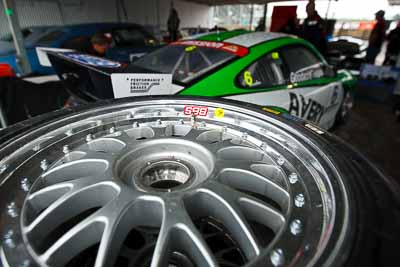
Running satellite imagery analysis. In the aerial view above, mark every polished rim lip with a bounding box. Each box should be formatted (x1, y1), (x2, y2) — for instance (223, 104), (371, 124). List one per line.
(0, 98), (349, 267)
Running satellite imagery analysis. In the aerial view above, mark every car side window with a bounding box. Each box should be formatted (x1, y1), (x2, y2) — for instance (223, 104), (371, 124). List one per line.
(280, 46), (325, 83)
(112, 28), (146, 47)
(36, 31), (64, 45)
(237, 51), (288, 89)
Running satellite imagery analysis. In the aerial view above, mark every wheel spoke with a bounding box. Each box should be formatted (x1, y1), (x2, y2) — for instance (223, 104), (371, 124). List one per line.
(188, 182), (262, 260)
(151, 200), (218, 267)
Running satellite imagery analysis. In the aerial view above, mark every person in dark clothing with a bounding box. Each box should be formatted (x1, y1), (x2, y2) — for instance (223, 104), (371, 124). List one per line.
(167, 4), (180, 42)
(255, 18), (266, 32)
(88, 33), (112, 57)
(366, 10), (386, 64)
(301, 1), (327, 55)
(280, 16), (300, 36)
(384, 22), (400, 66)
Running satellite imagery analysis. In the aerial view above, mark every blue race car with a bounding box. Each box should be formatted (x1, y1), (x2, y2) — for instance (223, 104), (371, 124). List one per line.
(0, 23), (161, 75)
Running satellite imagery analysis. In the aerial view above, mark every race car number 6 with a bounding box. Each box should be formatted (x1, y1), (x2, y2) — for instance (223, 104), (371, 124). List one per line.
(184, 106), (208, 116)
(244, 71), (253, 86)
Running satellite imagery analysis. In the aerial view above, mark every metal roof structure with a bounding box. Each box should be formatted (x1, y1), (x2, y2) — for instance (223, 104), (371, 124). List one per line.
(183, 0), (333, 5)
(388, 0), (400, 5)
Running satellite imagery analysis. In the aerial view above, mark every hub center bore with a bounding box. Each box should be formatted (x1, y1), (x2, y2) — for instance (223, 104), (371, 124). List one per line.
(140, 160), (192, 190)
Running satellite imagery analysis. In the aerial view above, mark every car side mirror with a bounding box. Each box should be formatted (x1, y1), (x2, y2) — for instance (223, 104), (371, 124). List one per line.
(325, 65), (337, 78)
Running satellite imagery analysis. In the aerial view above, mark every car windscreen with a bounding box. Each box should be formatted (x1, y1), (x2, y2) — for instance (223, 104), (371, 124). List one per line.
(132, 44), (236, 84)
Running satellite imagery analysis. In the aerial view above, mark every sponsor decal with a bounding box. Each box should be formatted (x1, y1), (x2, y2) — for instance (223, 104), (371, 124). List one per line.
(290, 65), (324, 83)
(214, 108), (225, 118)
(64, 53), (121, 68)
(183, 106), (209, 116)
(288, 92), (325, 123)
(262, 107), (281, 115)
(271, 52), (280, 60)
(304, 123), (325, 135)
(281, 113), (302, 122)
(110, 73), (172, 99)
(185, 45), (197, 52)
(171, 40), (249, 57)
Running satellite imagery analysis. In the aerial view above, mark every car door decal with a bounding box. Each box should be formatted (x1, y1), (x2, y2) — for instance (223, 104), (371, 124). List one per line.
(288, 92), (325, 123)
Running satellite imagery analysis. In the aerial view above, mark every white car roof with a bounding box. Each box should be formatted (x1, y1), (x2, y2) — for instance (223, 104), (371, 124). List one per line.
(224, 32), (291, 47)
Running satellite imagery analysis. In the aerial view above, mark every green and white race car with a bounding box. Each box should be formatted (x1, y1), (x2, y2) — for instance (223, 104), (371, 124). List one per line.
(49, 30), (356, 130)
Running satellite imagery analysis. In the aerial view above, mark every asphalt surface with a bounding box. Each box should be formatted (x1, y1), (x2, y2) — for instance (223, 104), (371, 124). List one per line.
(333, 97), (400, 181)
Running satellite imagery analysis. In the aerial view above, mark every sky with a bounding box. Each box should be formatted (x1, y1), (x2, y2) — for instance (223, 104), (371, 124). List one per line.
(267, 0), (400, 20)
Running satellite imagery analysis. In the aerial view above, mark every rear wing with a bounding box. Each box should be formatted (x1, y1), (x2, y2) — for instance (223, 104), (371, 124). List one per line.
(48, 51), (124, 101)
(47, 51), (173, 101)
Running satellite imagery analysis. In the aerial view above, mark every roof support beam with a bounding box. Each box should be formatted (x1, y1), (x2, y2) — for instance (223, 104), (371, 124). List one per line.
(2, 0), (32, 75)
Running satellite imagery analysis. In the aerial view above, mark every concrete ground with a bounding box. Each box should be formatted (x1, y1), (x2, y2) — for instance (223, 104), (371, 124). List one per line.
(333, 97), (400, 181)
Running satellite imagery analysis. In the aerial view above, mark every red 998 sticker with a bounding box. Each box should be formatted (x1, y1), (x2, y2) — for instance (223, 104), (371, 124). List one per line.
(183, 106), (209, 116)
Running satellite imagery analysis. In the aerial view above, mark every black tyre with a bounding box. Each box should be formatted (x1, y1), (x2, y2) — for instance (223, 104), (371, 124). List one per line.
(0, 96), (399, 267)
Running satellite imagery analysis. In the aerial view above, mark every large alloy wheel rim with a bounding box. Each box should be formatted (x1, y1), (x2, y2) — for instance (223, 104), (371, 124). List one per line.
(0, 98), (349, 267)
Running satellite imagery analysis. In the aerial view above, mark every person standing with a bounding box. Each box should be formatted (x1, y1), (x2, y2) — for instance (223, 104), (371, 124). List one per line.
(384, 22), (400, 66)
(366, 10), (386, 64)
(301, 0), (327, 55)
(167, 2), (180, 42)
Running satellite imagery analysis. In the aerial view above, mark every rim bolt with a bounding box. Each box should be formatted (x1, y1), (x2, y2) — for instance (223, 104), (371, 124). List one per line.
(179, 119), (184, 125)
(21, 178), (30, 192)
(157, 111), (161, 116)
(295, 193), (305, 207)
(289, 173), (298, 184)
(133, 121), (139, 127)
(200, 121), (206, 127)
(109, 127), (116, 134)
(4, 230), (15, 248)
(7, 202), (18, 218)
(260, 142), (268, 150)
(40, 160), (48, 171)
(32, 145), (40, 151)
(65, 129), (73, 136)
(96, 120), (102, 126)
(86, 134), (93, 142)
(242, 132), (248, 140)
(277, 156), (285, 166)
(126, 113), (133, 119)
(62, 145), (70, 154)
(290, 219), (303, 235)
(0, 164), (8, 174)
(270, 248), (284, 266)
(157, 119), (162, 125)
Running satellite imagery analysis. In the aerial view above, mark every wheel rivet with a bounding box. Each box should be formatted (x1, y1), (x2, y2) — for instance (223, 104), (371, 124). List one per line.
(277, 156), (285, 166)
(32, 145), (40, 152)
(86, 134), (93, 142)
(157, 119), (162, 125)
(179, 119), (184, 125)
(40, 160), (48, 171)
(96, 120), (102, 126)
(133, 122), (139, 127)
(242, 132), (248, 140)
(21, 178), (30, 192)
(295, 194), (305, 207)
(65, 129), (73, 136)
(7, 202), (18, 218)
(270, 248), (284, 266)
(0, 164), (8, 174)
(260, 142), (268, 150)
(62, 145), (70, 154)
(126, 114), (133, 119)
(289, 173), (298, 184)
(290, 219), (303, 235)
(200, 121), (206, 127)
(4, 230), (15, 248)
(109, 127), (116, 134)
